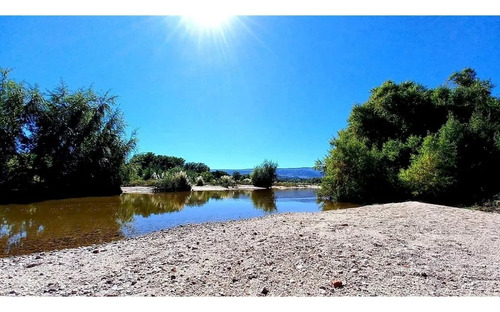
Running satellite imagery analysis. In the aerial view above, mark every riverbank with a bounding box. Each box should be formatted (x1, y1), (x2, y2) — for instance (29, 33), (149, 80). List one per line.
(1, 201), (500, 296)
(121, 184), (320, 194)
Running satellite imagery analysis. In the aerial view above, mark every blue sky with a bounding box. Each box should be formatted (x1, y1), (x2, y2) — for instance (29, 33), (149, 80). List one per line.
(1, 16), (500, 169)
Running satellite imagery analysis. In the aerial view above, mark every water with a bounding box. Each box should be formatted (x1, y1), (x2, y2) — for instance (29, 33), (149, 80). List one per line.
(0, 189), (358, 257)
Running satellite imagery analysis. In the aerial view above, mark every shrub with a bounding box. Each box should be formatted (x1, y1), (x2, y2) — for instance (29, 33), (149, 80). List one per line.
(218, 175), (236, 188)
(212, 170), (230, 179)
(154, 171), (192, 192)
(251, 160), (278, 188)
(232, 171), (242, 181)
(201, 171), (214, 184)
(195, 176), (205, 186)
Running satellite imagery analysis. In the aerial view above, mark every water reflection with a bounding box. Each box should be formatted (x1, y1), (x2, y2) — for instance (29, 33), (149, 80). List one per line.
(318, 199), (361, 211)
(0, 196), (124, 257)
(0, 189), (357, 257)
(250, 190), (277, 212)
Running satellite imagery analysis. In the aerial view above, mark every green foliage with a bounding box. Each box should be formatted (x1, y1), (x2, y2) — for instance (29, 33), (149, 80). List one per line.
(154, 171), (192, 193)
(124, 179), (157, 187)
(232, 171), (242, 181)
(212, 170), (229, 179)
(201, 171), (214, 184)
(183, 162), (210, 173)
(319, 68), (500, 205)
(128, 152), (185, 180)
(218, 175), (236, 188)
(399, 117), (462, 200)
(195, 176), (205, 186)
(123, 153), (211, 187)
(251, 160), (278, 188)
(241, 178), (252, 185)
(0, 68), (136, 202)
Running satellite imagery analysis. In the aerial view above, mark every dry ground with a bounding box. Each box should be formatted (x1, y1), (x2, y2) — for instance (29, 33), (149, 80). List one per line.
(1, 201), (500, 296)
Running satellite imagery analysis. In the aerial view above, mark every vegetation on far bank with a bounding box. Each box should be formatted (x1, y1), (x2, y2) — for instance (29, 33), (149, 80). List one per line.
(122, 152), (280, 192)
(316, 68), (500, 206)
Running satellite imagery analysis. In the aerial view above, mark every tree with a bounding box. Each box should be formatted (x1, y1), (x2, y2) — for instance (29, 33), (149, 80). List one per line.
(318, 68), (500, 205)
(0, 68), (137, 203)
(129, 152), (185, 179)
(232, 171), (242, 181)
(183, 162), (210, 173)
(251, 160), (278, 188)
(212, 170), (229, 180)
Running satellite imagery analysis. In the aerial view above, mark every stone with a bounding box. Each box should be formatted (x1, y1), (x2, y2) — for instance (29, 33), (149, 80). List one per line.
(261, 287), (269, 295)
(332, 280), (343, 288)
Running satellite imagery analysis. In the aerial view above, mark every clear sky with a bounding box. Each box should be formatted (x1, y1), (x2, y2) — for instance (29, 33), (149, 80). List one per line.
(1, 15), (500, 169)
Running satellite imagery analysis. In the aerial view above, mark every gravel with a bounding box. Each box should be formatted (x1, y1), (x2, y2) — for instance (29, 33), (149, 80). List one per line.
(1, 201), (500, 296)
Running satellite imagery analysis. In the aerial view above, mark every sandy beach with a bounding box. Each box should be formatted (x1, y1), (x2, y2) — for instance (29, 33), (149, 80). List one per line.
(121, 184), (320, 194)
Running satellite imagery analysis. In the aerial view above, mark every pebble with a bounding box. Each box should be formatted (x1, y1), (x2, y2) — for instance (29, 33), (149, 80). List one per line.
(332, 280), (343, 288)
(261, 287), (269, 295)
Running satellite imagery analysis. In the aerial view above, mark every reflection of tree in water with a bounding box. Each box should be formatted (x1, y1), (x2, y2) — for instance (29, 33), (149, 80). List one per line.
(250, 190), (277, 212)
(0, 190), (282, 257)
(118, 192), (191, 222)
(185, 191), (251, 206)
(0, 196), (124, 257)
(318, 199), (359, 211)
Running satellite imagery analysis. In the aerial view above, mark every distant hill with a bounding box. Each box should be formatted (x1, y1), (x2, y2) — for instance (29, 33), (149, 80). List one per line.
(214, 167), (323, 179)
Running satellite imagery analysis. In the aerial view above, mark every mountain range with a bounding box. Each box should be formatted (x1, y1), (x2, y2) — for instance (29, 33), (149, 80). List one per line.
(215, 167), (323, 179)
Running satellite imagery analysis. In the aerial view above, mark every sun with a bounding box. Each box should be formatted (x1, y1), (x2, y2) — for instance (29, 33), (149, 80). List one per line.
(182, 14), (233, 30)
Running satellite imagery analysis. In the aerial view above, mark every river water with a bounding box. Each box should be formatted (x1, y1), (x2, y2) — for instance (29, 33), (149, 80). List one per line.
(0, 189), (357, 257)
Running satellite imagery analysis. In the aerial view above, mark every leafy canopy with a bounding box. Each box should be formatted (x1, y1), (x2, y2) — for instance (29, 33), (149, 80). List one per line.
(0, 68), (136, 202)
(317, 68), (500, 205)
(251, 160), (278, 188)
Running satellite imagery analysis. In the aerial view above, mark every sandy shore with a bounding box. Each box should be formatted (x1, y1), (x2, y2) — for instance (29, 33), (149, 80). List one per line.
(1, 201), (500, 296)
(121, 184), (320, 194)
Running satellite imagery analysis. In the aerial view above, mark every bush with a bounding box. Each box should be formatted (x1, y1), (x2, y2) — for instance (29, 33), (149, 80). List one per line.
(125, 179), (157, 187)
(218, 175), (236, 188)
(201, 171), (214, 184)
(232, 171), (242, 181)
(154, 171), (192, 192)
(212, 170), (230, 179)
(251, 160), (278, 188)
(195, 176), (205, 186)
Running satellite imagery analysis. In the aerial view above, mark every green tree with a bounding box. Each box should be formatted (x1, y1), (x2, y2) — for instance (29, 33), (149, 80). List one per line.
(318, 68), (500, 205)
(0, 68), (137, 202)
(183, 162), (210, 173)
(212, 170), (229, 179)
(232, 171), (242, 181)
(251, 160), (278, 188)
